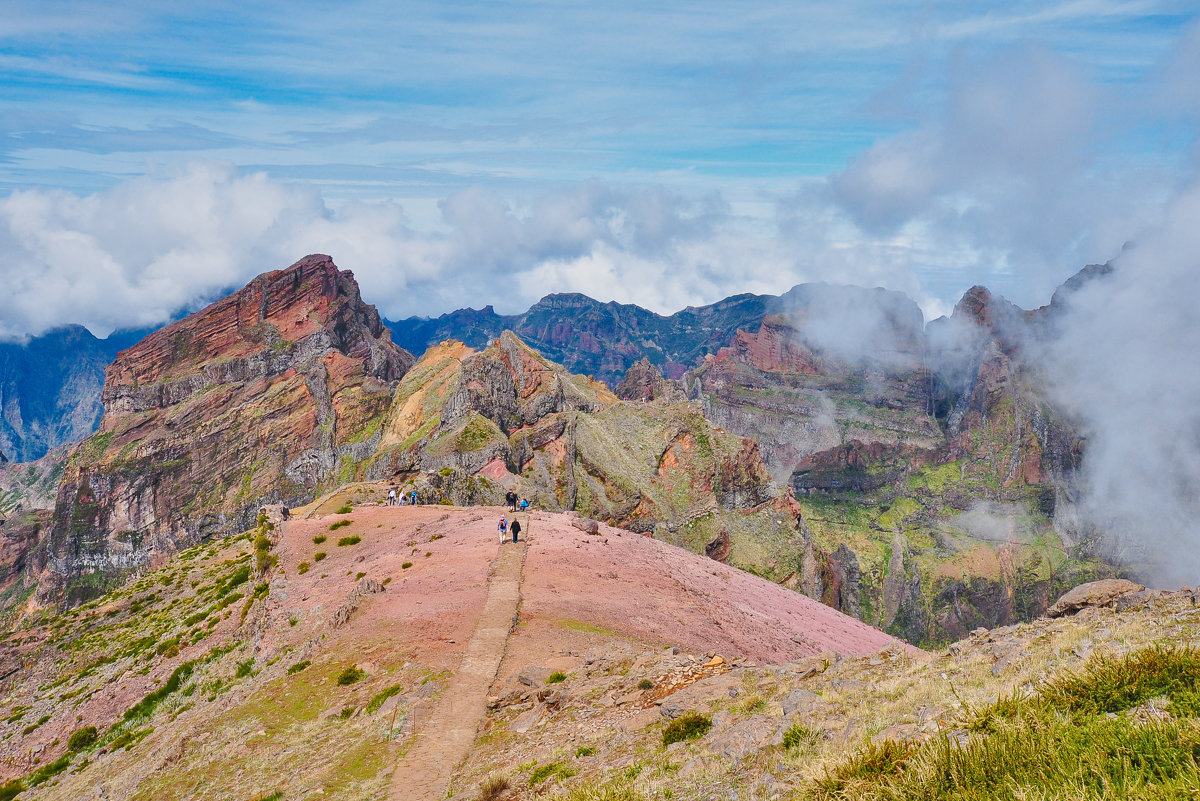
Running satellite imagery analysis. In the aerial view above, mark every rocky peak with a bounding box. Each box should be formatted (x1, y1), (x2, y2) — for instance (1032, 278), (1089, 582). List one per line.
(41, 255), (413, 606)
(615, 358), (677, 402)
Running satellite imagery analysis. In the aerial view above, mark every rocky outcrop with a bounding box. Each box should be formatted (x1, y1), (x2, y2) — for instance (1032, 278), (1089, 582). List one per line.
(615, 358), (681, 402)
(41, 255), (413, 606)
(1045, 578), (1145, 618)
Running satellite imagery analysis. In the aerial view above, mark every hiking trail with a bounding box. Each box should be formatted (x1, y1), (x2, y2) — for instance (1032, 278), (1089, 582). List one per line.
(389, 538), (527, 800)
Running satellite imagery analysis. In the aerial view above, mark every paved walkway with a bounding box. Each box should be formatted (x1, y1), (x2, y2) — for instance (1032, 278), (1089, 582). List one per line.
(389, 540), (526, 801)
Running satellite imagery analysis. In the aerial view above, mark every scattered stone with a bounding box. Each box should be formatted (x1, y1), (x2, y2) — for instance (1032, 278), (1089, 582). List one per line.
(571, 518), (600, 534)
(518, 666), (551, 686)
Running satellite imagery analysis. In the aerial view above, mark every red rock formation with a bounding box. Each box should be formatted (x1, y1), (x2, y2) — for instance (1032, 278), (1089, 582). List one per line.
(42, 255), (413, 605)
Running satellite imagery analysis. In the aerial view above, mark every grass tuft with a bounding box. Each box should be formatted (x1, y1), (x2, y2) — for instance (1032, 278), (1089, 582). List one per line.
(662, 712), (711, 745)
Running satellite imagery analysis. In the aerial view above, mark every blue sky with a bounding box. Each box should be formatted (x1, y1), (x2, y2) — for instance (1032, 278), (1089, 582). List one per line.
(1, 0), (1199, 337)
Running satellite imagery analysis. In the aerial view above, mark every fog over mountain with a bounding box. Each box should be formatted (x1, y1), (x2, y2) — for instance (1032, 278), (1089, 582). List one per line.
(1041, 180), (1200, 587)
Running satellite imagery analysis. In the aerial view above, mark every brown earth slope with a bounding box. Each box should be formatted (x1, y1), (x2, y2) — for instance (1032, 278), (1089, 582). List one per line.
(0, 504), (903, 800)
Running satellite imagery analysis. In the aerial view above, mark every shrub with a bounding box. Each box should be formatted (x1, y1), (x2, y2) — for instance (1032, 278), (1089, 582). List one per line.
(123, 660), (198, 721)
(313, 535), (327, 544)
(337, 535), (361, 547)
(479, 774), (509, 801)
(402, 562), (413, 569)
(662, 712), (711, 745)
(575, 745), (596, 757)
(313, 552), (327, 562)
(547, 671), (567, 684)
(67, 725), (98, 752)
(336, 505), (353, 514)
(637, 678), (654, 690)
(366, 684), (404, 714)
(254, 534), (274, 573)
(0, 780), (26, 801)
(529, 761), (576, 787)
(297, 561), (311, 575)
(287, 661), (310, 675)
(337, 666), (366, 686)
(329, 520), (352, 531)
(236, 658), (255, 678)
(782, 723), (822, 751)
(1039, 645), (1200, 715)
(813, 738), (917, 797)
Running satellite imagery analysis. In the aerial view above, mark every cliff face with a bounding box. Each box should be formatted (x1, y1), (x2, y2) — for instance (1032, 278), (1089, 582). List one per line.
(365, 332), (796, 572)
(41, 255), (413, 605)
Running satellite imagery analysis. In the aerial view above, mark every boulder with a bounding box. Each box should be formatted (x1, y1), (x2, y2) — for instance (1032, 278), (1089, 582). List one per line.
(1045, 579), (1145, 618)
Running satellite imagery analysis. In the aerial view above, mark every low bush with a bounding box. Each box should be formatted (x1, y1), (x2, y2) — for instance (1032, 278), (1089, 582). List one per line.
(479, 774), (509, 801)
(337, 666), (366, 686)
(297, 561), (311, 575)
(336, 505), (353, 514)
(313, 535), (327, 544)
(287, 660), (310, 675)
(547, 671), (567, 684)
(337, 535), (361, 547)
(66, 725), (98, 752)
(402, 562), (413, 569)
(366, 684), (404, 714)
(637, 679), (654, 691)
(313, 552), (327, 562)
(782, 722), (823, 751)
(329, 520), (352, 531)
(662, 712), (711, 745)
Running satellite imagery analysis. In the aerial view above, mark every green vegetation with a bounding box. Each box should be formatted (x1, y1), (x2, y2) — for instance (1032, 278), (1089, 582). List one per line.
(336, 666), (366, 686)
(337, 535), (361, 546)
(366, 684), (404, 714)
(67, 725), (99, 751)
(637, 678), (654, 690)
(297, 561), (311, 575)
(814, 645), (1200, 801)
(313, 552), (327, 562)
(662, 712), (711, 745)
(783, 723), (823, 751)
(0, 780), (26, 801)
(329, 519), (352, 530)
(335, 505), (353, 514)
(575, 745), (596, 757)
(401, 562), (413, 569)
(529, 761), (576, 787)
(123, 659), (198, 722)
(286, 661), (310, 675)
(546, 671), (567, 684)
(313, 535), (327, 544)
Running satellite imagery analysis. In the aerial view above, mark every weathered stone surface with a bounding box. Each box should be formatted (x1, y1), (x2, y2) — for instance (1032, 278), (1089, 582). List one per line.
(40, 255), (413, 606)
(1045, 579), (1146, 618)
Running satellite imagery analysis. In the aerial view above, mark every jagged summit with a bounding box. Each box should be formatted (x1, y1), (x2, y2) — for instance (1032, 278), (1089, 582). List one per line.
(39, 255), (414, 605)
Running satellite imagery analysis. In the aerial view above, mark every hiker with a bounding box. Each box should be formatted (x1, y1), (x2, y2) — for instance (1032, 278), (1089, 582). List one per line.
(505, 490), (517, 511)
(519, 497), (530, 512)
(387, 487), (397, 506)
(498, 516), (508, 542)
(510, 518), (521, 543)
(410, 490), (418, 506)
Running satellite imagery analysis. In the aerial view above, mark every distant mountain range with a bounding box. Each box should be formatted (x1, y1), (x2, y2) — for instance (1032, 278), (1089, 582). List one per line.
(0, 326), (149, 463)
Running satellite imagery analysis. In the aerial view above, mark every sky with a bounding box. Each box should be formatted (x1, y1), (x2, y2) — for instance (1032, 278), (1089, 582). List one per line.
(1, 0), (1199, 339)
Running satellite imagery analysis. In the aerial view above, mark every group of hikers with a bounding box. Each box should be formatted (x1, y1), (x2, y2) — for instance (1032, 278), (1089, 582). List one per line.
(498, 490), (530, 543)
(385, 487), (421, 506)
(382, 485), (531, 544)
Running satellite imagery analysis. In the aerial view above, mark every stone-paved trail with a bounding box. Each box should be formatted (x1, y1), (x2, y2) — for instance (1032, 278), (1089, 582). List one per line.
(389, 539), (526, 801)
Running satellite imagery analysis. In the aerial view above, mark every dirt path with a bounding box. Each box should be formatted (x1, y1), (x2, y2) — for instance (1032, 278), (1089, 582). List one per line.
(389, 539), (526, 801)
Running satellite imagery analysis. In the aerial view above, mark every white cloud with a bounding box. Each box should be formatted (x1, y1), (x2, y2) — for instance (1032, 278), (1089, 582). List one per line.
(1044, 178), (1200, 587)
